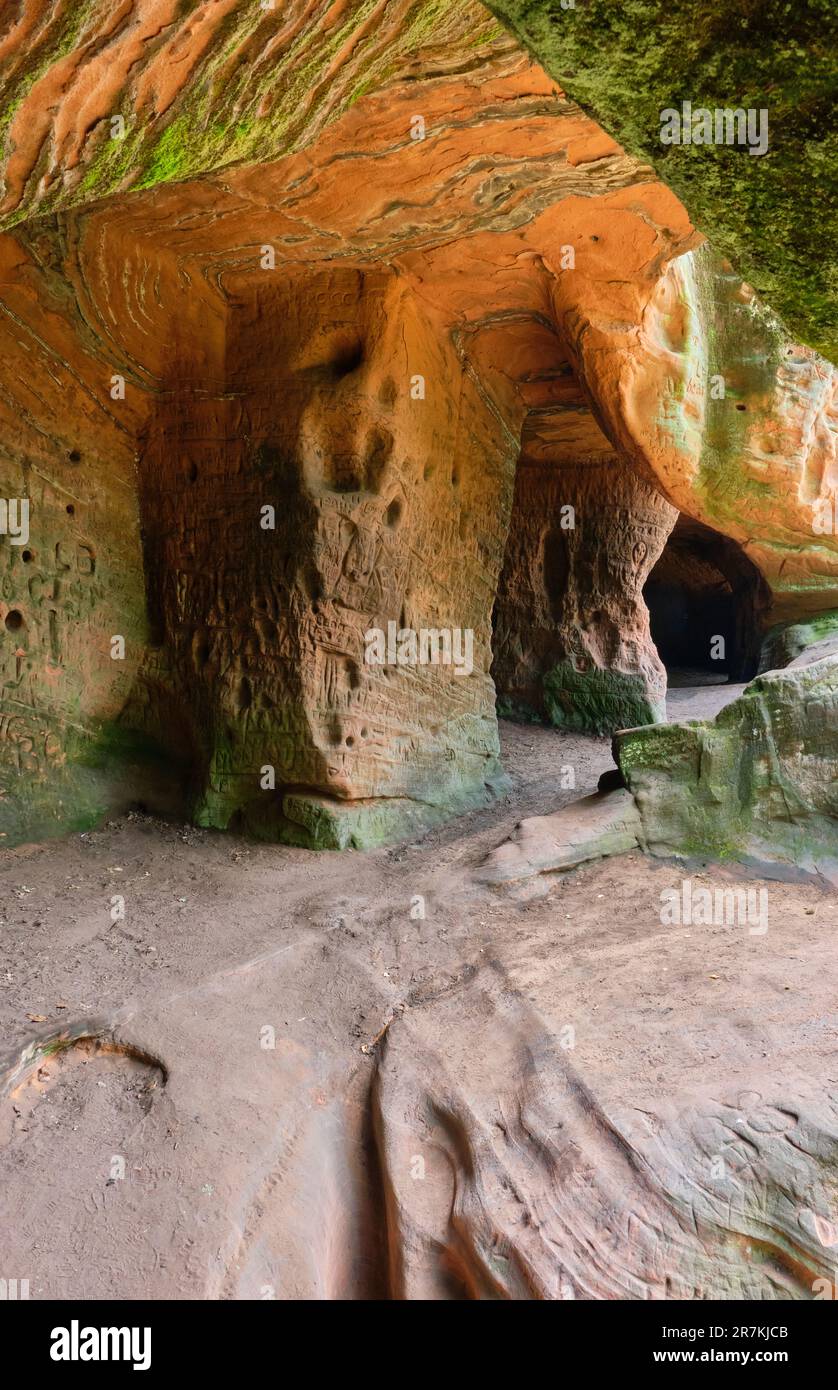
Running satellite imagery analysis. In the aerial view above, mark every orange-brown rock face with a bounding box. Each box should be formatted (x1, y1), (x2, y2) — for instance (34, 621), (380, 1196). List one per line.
(0, 5), (835, 846)
(586, 250), (838, 624)
(0, 226), (150, 843)
(494, 459), (677, 732)
(131, 266), (513, 843)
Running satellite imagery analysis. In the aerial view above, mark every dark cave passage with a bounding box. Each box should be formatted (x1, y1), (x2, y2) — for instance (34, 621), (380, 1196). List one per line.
(644, 516), (770, 686)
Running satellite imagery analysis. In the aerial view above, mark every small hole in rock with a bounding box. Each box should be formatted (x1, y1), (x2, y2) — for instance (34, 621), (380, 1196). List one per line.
(327, 337), (364, 379)
(5, 609), (25, 632)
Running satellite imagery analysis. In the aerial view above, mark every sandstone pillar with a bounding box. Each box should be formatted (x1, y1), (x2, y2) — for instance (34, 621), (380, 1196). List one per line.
(132, 268), (516, 847)
(493, 458), (677, 733)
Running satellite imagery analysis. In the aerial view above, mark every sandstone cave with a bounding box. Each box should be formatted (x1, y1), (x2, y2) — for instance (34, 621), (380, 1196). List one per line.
(0, 0), (836, 1330)
(643, 516), (771, 686)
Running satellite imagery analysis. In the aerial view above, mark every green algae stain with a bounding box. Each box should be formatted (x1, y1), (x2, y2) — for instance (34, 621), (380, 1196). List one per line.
(544, 660), (665, 736)
(1, 0), (510, 223)
(134, 118), (194, 191)
(616, 656), (838, 869)
(483, 0), (837, 360)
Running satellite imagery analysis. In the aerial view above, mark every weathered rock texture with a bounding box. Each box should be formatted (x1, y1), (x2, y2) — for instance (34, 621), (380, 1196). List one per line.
(4, 817), (838, 1301)
(484, 0), (838, 361)
(132, 265), (512, 845)
(0, 0), (510, 224)
(759, 610), (838, 674)
(615, 654), (838, 882)
(0, 228), (150, 843)
(5, 2), (832, 356)
(479, 787), (642, 883)
(374, 965), (838, 1299)
(493, 459), (677, 730)
(0, 2), (836, 846)
(568, 244), (838, 625)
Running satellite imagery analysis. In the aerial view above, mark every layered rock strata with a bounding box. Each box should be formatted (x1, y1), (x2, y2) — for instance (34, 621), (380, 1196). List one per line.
(0, 3), (835, 845)
(493, 459), (677, 731)
(615, 653), (838, 882)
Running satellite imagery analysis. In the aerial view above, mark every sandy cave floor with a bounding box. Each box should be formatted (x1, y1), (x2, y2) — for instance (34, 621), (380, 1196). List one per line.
(1, 684), (838, 1300)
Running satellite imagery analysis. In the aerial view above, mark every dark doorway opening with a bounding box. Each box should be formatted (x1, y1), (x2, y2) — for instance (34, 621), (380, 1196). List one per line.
(644, 516), (770, 686)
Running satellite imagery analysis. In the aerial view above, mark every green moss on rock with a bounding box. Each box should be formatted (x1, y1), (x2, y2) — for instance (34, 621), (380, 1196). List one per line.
(484, 0), (837, 360)
(759, 610), (838, 671)
(544, 659), (666, 735)
(0, 722), (180, 847)
(0, 0), (504, 228)
(235, 772), (509, 850)
(615, 655), (838, 875)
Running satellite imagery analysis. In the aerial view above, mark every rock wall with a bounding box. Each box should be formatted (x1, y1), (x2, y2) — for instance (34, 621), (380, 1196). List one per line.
(130, 266), (515, 846)
(493, 458), (676, 731)
(759, 611), (838, 674)
(615, 653), (838, 881)
(0, 229), (150, 845)
(570, 246), (838, 624)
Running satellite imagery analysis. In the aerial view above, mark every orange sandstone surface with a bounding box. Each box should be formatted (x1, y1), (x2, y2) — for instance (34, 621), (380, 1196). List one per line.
(0, 4), (834, 847)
